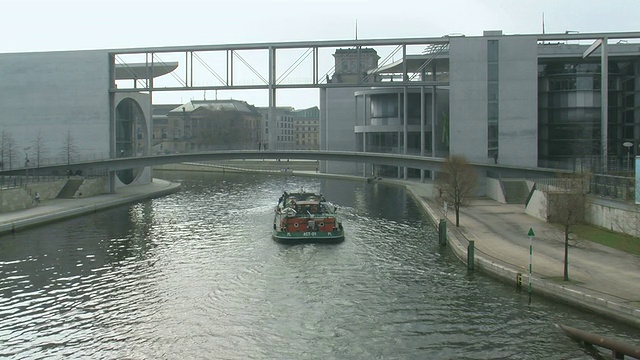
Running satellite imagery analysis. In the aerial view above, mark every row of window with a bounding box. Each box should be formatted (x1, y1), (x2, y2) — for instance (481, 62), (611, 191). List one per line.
(487, 40), (499, 158)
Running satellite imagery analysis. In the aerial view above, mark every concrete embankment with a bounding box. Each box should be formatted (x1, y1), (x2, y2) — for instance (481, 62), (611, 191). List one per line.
(0, 179), (180, 236)
(399, 184), (640, 329)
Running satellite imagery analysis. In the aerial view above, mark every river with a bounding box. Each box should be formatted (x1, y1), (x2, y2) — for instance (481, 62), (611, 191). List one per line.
(0, 171), (637, 359)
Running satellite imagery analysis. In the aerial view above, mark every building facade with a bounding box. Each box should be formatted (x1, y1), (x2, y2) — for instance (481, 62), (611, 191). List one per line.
(2, 31), (639, 189)
(257, 107), (295, 150)
(156, 100), (262, 153)
(0, 50), (172, 186)
(293, 106), (320, 150)
(321, 30), (640, 178)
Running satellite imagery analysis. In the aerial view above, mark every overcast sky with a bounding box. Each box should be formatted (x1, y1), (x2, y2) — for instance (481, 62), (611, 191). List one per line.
(2, 0), (639, 108)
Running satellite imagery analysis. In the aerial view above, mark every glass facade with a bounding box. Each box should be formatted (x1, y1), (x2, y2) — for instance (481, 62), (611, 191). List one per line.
(538, 58), (640, 171)
(354, 88), (449, 178)
(115, 98), (146, 184)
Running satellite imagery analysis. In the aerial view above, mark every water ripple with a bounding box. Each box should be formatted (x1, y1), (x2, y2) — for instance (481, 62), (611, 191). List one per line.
(0, 173), (636, 359)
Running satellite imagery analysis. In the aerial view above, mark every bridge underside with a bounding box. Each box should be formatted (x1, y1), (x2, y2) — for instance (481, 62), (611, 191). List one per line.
(0, 151), (566, 179)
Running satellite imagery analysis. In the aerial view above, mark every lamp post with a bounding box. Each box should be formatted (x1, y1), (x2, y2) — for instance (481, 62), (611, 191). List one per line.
(623, 142), (633, 172)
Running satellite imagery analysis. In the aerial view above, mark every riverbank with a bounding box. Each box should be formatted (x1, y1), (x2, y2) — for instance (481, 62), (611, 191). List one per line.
(0, 178), (180, 236)
(399, 182), (640, 329)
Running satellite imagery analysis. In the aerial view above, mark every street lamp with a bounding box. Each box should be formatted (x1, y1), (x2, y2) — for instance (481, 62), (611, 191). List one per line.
(623, 142), (633, 171)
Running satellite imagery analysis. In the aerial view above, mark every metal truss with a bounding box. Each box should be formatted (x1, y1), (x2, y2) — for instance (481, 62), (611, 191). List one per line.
(109, 37), (453, 94)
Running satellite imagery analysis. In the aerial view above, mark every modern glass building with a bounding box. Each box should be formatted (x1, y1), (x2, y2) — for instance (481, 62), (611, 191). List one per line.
(322, 30), (640, 177)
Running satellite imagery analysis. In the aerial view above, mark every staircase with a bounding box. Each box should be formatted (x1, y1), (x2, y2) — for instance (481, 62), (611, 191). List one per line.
(502, 179), (529, 204)
(56, 179), (84, 199)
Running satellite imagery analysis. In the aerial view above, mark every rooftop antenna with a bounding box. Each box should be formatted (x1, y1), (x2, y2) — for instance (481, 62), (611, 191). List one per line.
(542, 12), (546, 34)
(355, 19), (358, 40)
(204, 90), (207, 100)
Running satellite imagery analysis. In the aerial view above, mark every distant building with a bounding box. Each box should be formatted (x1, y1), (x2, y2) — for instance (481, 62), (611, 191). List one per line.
(293, 106), (320, 150)
(151, 104), (180, 155)
(158, 100), (262, 153)
(256, 107), (295, 150)
(330, 48), (380, 84)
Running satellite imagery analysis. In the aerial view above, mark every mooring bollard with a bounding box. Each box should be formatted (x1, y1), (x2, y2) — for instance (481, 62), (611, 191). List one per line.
(467, 240), (475, 270)
(516, 272), (522, 288)
(438, 219), (447, 246)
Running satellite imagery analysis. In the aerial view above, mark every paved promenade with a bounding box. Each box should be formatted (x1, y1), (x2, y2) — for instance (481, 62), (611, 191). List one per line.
(0, 179), (180, 236)
(402, 182), (640, 328)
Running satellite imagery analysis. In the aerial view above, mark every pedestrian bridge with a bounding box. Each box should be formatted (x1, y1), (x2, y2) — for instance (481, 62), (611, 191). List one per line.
(0, 150), (563, 179)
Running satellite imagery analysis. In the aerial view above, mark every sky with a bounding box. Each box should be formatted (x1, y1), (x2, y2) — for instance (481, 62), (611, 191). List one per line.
(2, 0), (639, 109)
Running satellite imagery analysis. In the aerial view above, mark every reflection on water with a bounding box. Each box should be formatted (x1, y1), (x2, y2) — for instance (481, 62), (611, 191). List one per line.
(0, 171), (637, 359)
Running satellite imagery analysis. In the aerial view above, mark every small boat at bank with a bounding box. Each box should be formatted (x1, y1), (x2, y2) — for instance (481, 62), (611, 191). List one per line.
(272, 190), (344, 244)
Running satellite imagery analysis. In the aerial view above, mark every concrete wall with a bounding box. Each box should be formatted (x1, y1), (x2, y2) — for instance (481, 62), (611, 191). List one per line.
(1, 177), (108, 213)
(449, 37), (487, 163)
(0, 50), (111, 166)
(486, 177), (506, 203)
(497, 36), (538, 167)
(0, 179), (67, 212)
(524, 189), (547, 220)
(76, 177), (108, 198)
(449, 35), (538, 167)
(321, 87), (368, 175)
(587, 200), (640, 237)
(0, 188), (35, 212)
(26, 180), (68, 201)
(525, 189), (640, 237)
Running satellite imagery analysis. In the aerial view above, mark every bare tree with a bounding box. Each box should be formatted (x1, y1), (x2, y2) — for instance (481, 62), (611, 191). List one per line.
(31, 129), (48, 168)
(1, 130), (18, 170)
(435, 155), (478, 227)
(545, 174), (588, 281)
(60, 129), (79, 165)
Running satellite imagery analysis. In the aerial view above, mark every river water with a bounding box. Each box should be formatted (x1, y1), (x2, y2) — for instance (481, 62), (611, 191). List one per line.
(0, 171), (637, 359)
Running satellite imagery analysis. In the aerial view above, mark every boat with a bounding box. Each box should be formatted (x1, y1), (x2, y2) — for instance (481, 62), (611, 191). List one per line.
(272, 190), (344, 244)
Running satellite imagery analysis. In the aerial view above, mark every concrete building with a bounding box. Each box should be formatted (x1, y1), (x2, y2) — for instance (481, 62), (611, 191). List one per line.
(2, 30), (639, 190)
(293, 106), (320, 151)
(321, 30), (640, 178)
(257, 107), (295, 150)
(0, 50), (176, 187)
(321, 48), (383, 174)
(157, 100), (262, 153)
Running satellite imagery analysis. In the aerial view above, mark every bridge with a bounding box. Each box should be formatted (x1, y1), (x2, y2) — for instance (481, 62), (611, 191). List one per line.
(0, 150), (566, 191)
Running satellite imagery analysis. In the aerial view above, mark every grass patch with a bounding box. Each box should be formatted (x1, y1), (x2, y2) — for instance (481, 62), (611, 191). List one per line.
(570, 224), (640, 256)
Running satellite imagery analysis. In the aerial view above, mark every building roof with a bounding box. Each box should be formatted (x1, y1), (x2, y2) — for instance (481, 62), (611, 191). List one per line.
(152, 104), (181, 117)
(371, 42), (640, 75)
(168, 99), (259, 115)
(292, 106), (319, 118)
(371, 55), (450, 74)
